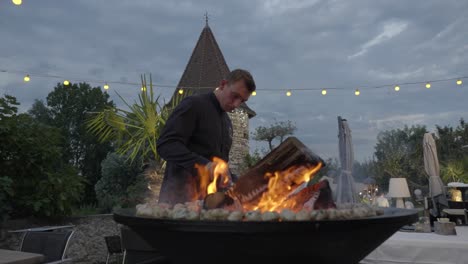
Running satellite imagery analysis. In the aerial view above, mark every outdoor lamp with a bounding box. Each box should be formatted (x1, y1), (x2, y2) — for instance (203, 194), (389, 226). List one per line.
(388, 178), (410, 208)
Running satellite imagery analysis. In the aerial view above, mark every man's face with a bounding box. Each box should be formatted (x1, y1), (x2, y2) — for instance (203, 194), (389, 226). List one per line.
(218, 80), (251, 112)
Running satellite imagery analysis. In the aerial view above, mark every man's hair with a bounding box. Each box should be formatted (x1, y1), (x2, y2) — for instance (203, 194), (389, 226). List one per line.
(226, 69), (256, 92)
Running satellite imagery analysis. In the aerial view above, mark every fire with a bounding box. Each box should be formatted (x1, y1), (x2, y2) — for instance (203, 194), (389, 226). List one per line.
(244, 162), (323, 212)
(194, 157), (231, 198)
(193, 156), (323, 213)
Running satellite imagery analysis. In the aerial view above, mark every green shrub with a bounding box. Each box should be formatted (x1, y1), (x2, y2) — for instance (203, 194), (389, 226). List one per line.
(95, 152), (143, 212)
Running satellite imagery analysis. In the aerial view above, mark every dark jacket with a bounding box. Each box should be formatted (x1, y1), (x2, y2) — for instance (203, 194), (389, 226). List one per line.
(156, 92), (233, 204)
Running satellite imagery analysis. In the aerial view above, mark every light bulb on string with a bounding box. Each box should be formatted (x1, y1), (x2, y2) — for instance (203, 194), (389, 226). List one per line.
(321, 89), (327, 95)
(104, 83), (110, 90)
(12, 0), (22, 6)
(23, 75), (30, 82)
(355, 89), (360, 96)
(286, 90), (292, 97)
(141, 86), (146, 92)
(251, 91), (257, 96)
(425, 83), (431, 89)
(178, 89), (184, 95)
(63, 80), (70, 86)
(394, 85), (400, 92)
(457, 79), (463, 85)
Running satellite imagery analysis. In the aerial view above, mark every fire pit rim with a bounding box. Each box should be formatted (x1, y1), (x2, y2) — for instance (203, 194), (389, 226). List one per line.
(113, 207), (419, 233)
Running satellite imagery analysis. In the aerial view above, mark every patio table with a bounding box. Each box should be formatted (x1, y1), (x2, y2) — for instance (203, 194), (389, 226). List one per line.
(0, 249), (44, 264)
(361, 226), (468, 264)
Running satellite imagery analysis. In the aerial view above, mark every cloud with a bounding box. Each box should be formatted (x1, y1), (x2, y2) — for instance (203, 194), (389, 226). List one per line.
(349, 20), (408, 59)
(1, 0), (468, 162)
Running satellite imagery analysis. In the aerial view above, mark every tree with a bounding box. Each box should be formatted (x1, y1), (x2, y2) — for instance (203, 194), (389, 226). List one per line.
(436, 118), (468, 162)
(252, 120), (297, 151)
(43, 82), (115, 203)
(94, 152), (144, 212)
(373, 125), (428, 192)
(28, 99), (52, 124)
(0, 95), (19, 119)
(352, 159), (378, 183)
(0, 95), (84, 218)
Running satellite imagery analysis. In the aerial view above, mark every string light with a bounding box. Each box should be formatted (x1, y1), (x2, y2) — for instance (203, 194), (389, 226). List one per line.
(12, 0), (22, 5)
(141, 86), (146, 92)
(23, 75), (30, 82)
(355, 89), (360, 96)
(178, 89), (184, 95)
(104, 83), (110, 90)
(1, 68), (467, 95)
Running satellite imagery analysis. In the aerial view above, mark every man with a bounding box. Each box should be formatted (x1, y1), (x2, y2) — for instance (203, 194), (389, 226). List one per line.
(156, 69), (256, 205)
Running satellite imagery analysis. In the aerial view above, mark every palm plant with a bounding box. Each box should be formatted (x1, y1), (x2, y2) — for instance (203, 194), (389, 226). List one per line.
(86, 74), (188, 201)
(441, 157), (468, 184)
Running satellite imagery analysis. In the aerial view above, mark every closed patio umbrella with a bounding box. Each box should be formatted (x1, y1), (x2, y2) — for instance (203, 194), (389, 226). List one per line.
(335, 116), (359, 204)
(423, 133), (448, 217)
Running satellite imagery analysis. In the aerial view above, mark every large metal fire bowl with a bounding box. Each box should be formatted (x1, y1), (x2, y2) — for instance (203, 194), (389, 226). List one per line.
(113, 208), (418, 264)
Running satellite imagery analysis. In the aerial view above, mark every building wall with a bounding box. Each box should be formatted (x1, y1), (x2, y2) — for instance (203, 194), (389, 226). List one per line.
(228, 108), (250, 177)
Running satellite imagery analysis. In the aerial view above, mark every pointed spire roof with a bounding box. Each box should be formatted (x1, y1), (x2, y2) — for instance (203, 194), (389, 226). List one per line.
(168, 21), (256, 118)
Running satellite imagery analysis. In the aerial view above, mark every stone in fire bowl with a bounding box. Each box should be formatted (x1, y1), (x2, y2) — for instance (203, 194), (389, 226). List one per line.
(113, 207), (418, 264)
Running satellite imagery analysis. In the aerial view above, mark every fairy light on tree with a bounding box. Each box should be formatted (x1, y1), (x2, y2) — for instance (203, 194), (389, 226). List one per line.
(23, 75), (30, 82)
(178, 89), (184, 95)
(251, 91), (257, 96)
(63, 80), (70, 86)
(103, 83), (110, 90)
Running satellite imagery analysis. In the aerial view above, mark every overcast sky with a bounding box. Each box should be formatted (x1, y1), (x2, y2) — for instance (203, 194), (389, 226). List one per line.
(1, 0), (467, 162)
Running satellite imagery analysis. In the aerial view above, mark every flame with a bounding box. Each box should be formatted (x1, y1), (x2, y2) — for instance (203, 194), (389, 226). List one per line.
(192, 157), (323, 213)
(194, 157), (231, 198)
(243, 162), (323, 212)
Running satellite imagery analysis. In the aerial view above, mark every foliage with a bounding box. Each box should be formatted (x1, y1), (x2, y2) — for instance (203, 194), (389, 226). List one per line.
(0, 95), (84, 218)
(441, 157), (468, 184)
(373, 125), (428, 192)
(239, 149), (263, 175)
(28, 99), (52, 124)
(251, 120), (297, 151)
(353, 159), (378, 183)
(125, 172), (154, 207)
(86, 74), (187, 166)
(0, 94), (19, 118)
(95, 152), (143, 212)
(0, 176), (14, 222)
(36, 82), (115, 203)
(435, 118), (468, 161)
(72, 203), (100, 216)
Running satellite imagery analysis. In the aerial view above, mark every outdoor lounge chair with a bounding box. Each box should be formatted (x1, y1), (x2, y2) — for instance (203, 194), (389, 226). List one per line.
(104, 235), (123, 264)
(19, 229), (75, 264)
